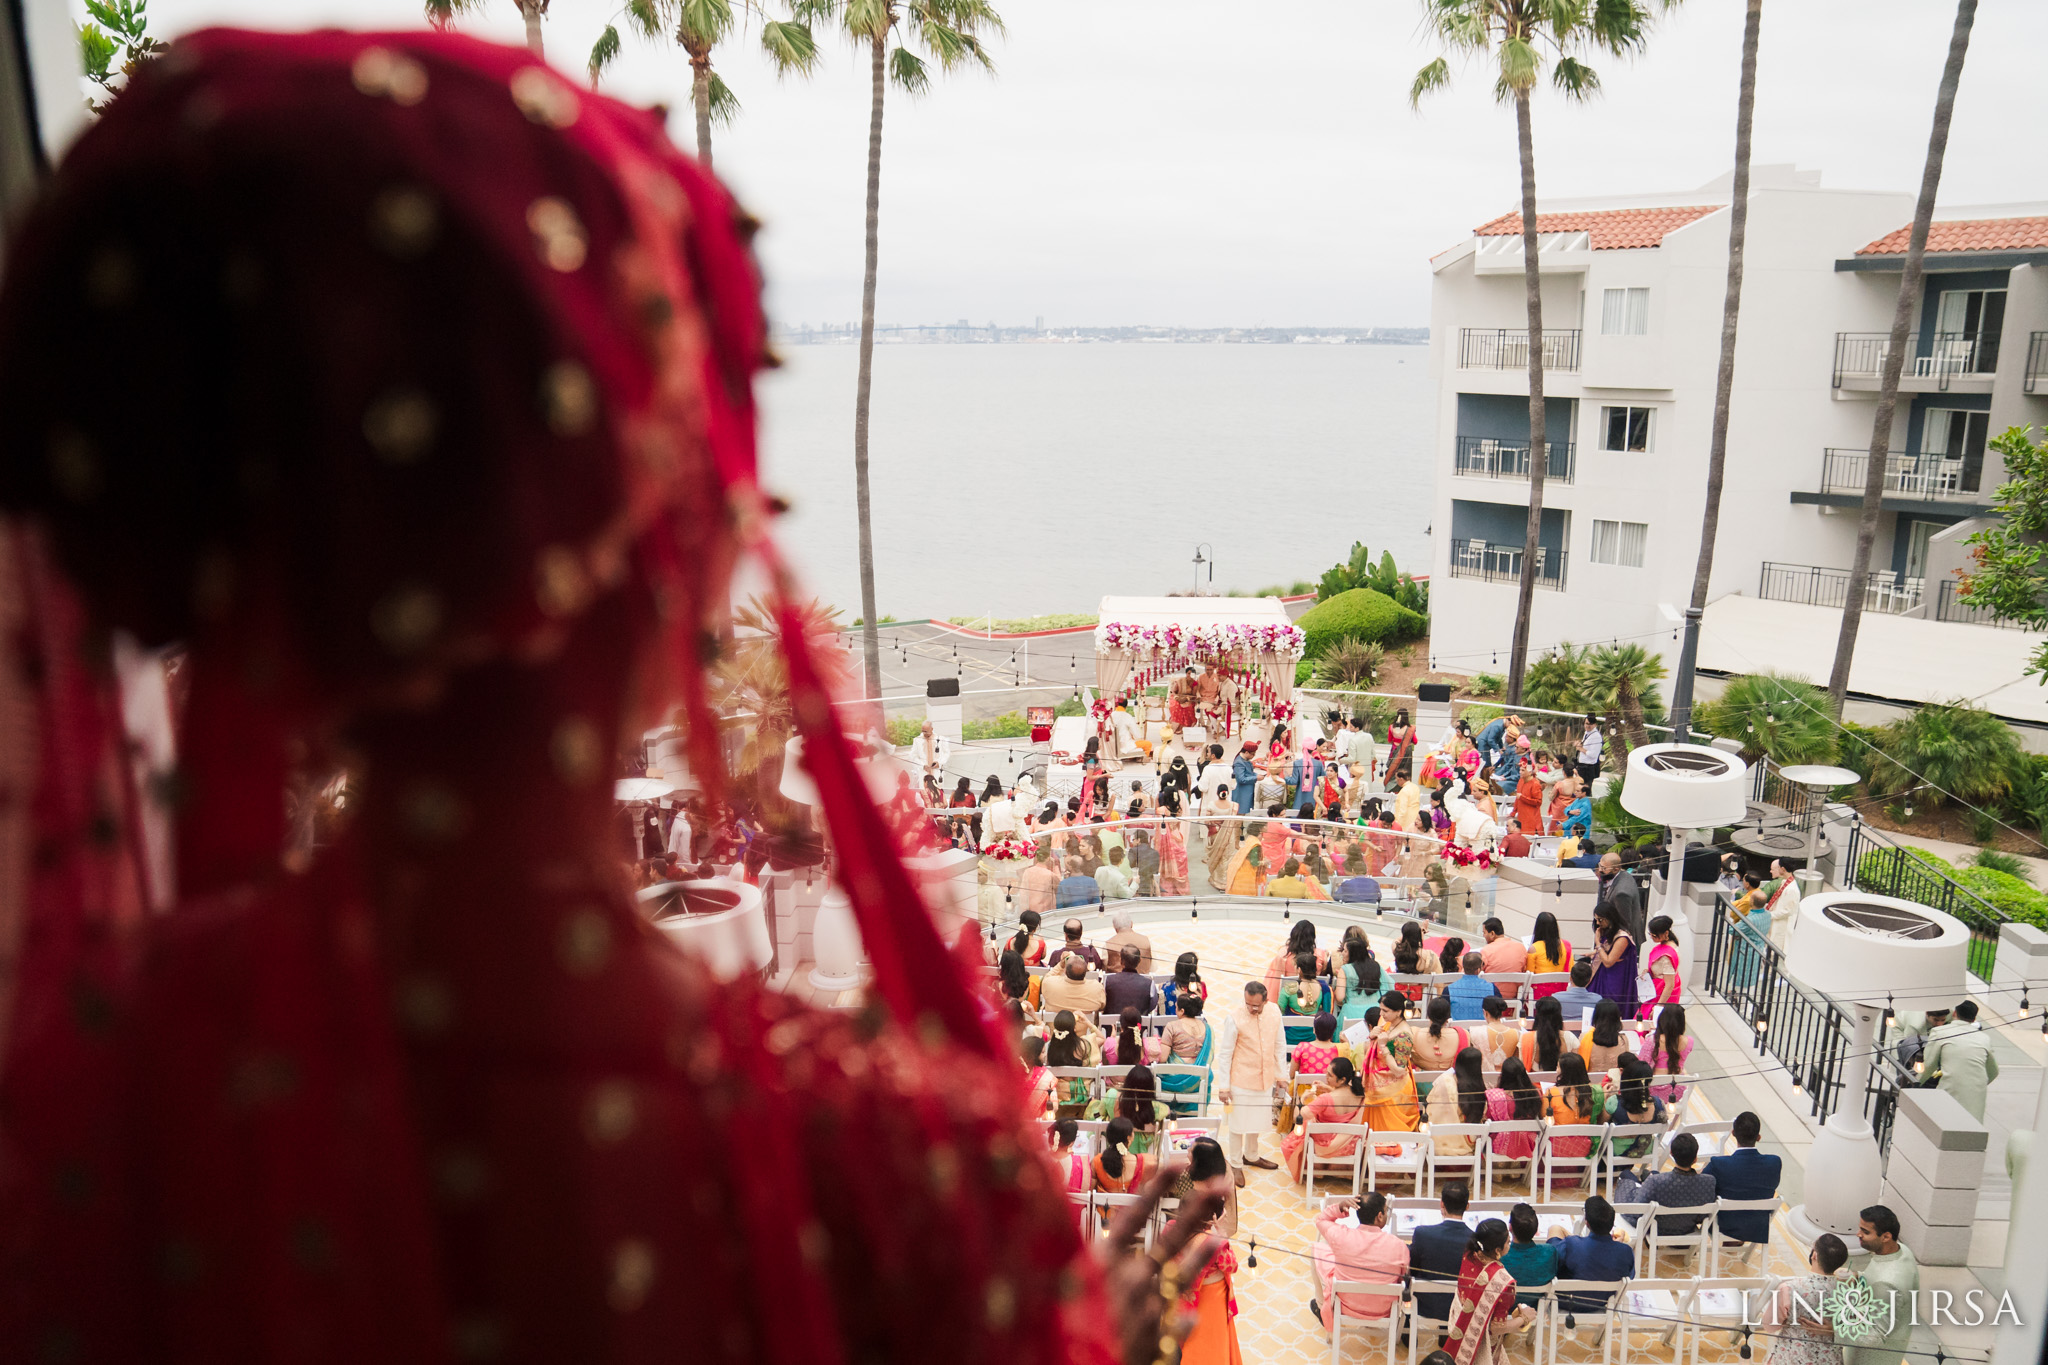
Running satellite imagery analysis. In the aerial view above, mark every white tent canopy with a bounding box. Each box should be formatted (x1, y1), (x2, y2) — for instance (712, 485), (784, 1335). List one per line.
(1092, 595), (1305, 714)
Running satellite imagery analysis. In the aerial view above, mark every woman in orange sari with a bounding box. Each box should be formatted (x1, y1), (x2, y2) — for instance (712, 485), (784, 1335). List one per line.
(1279, 1056), (1369, 1183)
(1177, 1139), (1244, 1365)
(1354, 1024), (1422, 1134)
(1513, 766), (1544, 835)
(1446, 1220), (1536, 1365)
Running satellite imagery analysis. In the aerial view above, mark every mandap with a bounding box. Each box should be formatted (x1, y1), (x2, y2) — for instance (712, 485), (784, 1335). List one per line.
(1091, 595), (1305, 749)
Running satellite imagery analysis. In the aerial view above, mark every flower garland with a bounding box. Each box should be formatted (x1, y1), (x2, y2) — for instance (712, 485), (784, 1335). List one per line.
(981, 837), (1036, 863)
(1094, 619), (1306, 662)
(1089, 697), (1113, 722)
(1441, 845), (1497, 871)
(1269, 701), (1294, 723)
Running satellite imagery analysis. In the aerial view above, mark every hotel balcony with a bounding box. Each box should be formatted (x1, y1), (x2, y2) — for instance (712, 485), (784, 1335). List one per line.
(1792, 447), (1994, 513)
(1457, 328), (1581, 372)
(1452, 435), (1576, 485)
(1447, 538), (1568, 592)
(1934, 578), (2029, 629)
(1832, 330), (1999, 394)
(1758, 561), (1923, 616)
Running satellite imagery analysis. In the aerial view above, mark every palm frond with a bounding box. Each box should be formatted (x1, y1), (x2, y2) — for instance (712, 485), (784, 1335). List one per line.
(1496, 33), (1540, 94)
(787, 0), (838, 20)
(678, 0), (739, 47)
(1552, 54), (1601, 99)
(708, 70), (742, 126)
(760, 18), (821, 73)
(842, 0), (892, 40)
(626, 0), (668, 39)
(1587, 0), (1651, 55)
(588, 23), (623, 82)
(1409, 56), (1452, 108)
(422, 0), (489, 26)
(888, 43), (929, 93)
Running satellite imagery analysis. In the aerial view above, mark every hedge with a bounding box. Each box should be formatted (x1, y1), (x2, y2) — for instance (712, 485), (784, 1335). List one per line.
(1296, 588), (1427, 658)
(1854, 844), (2048, 931)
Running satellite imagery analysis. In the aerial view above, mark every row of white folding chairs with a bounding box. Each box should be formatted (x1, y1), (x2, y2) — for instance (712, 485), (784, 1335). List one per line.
(1047, 1063), (1214, 1113)
(1315, 1271), (1775, 1365)
(1298, 1114), (1721, 1208)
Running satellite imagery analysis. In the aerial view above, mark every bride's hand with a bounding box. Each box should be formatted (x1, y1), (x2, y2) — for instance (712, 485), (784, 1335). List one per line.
(1099, 1161), (1224, 1365)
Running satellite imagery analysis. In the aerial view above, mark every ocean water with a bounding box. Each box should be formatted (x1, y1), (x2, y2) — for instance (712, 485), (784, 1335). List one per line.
(754, 341), (1435, 622)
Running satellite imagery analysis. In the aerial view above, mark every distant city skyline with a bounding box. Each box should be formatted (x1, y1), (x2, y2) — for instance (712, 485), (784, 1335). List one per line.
(112, 0), (2048, 329)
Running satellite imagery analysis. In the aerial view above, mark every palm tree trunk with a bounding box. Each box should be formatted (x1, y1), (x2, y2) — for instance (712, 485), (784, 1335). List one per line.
(1827, 0), (1977, 713)
(851, 30), (887, 699)
(1506, 84), (1546, 706)
(1670, 0), (1762, 740)
(689, 47), (713, 168)
(519, 0), (545, 57)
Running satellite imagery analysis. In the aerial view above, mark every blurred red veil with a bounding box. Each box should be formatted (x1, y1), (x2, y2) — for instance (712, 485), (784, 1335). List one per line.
(0, 29), (1117, 1365)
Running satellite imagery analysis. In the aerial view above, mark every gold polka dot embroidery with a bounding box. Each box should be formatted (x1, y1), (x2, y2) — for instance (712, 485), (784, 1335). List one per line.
(558, 909), (612, 977)
(535, 550), (593, 621)
(549, 714), (602, 783)
(984, 1275), (1016, 1331)
(607, 1238), (656, 1313)
(351, 47), (429, 106)
(583, 1080), (637, 1145)
(510, 66), (579, 128)
(362, 387), (438, 464)
(526, 197), (588, 273)
(372, 584), (444, 656)
(540, 359), (598, 436)
(369, 186), (438, 260)
(397, 975), (454, 1035)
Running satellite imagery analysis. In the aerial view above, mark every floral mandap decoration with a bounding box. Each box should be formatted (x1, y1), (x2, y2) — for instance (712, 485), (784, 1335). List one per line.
(1440, 845), (1497, 870)
(1093, 619), (1307, 663)
(981, 838), (1037, 863)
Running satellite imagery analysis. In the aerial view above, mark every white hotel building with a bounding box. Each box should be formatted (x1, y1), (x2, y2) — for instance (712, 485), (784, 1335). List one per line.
(1423, 167), (2048, 727)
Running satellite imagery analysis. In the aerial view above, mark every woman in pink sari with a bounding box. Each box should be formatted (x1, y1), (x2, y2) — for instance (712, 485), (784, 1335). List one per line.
(1155, 820), (1190, 895)
(1279, 1057), (1368, 1183)
(1639, 914), (1683, 1019)
(1445, 1221), (1535, 1365)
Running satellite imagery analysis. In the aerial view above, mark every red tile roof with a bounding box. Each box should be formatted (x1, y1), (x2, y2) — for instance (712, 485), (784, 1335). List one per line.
(1856, 216), (2048, 256)
(1472, 205), (1720, 250)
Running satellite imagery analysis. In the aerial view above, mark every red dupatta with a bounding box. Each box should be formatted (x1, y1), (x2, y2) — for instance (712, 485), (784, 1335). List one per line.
(1448, 1255), (1517, 1365)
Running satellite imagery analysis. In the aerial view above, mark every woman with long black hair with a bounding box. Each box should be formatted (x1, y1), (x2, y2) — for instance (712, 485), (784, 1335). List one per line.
(1519, 994), (1577, 1073)
(1426, 1045), (1490, 1156)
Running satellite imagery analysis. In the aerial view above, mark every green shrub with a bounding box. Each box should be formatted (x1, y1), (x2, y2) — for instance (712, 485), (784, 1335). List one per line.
(1054, 694), (1086, 718)
(1312, 639), (1385, 689)
(1834, 721), (1886, 784)
(1296, 588), (1427, 657)
(1294, 659), (1313, 687)
(1853, 844), (2048, 931)
(1972, 848), (2034, 883)
(1869, 701), (2026, 808)
(1466, 672), (1505, 699)
(962, 711), (1033, 741)
(1694, 672), (1836, 764)
(1954, 866), (2048, 928)
(884, 715), (922, 746)
(1457, 703), (1504, 730)
(2001, 753), (2048, 842)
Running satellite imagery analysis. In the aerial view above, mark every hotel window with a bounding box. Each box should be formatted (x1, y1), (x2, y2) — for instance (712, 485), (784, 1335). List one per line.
(1602, 405), (1654, 452)
(1590, 519), (1648, 568)
(1601, 287), (1650, 335)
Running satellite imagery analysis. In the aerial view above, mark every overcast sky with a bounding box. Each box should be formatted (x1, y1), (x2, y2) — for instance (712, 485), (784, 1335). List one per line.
(111, 0), (2046, 329)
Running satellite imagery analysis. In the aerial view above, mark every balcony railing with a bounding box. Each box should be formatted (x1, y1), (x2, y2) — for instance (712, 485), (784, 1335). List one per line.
(1816, 447), (1982, 500)
(1758, 561), (1923, 614)
(1457, 328), (1581, 372)
(1453, 435), (1576, 485)
(1448, 538), (1568, 591)
(2028, 331), (2048, 394)
(1833, 330), (2000, 391)
(1935, 577), (2031, 629)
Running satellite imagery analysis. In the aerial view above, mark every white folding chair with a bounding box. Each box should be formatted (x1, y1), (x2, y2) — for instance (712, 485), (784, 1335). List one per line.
(1657, 1121), (1733, 1171)
(1640, 1202), (1719, 1276)
(1547, 1278), (1630, 1365)
(1422, 1125), (1490, 1199)
(1152, 1063), (1212, 1115)
(1405, 1288), (1454, 1365)
(1711, 1198), (1782, 1274)
(1536, 1123), (1609, 1202)
(1682, 1276), (1775, 1363)
(1308, 1235), (1404, 1365)
(1364, 1131), (1428, 1194)
(1602, 1123), (1671, 1198)
(1090, 1191), (1154, 1248)
(1067, 1190), (1095, 1244)
(1483, 1120), (1544, 1197)
(1302, 1122), (1373, 1208)
(1616, 1277), (1696, 1364)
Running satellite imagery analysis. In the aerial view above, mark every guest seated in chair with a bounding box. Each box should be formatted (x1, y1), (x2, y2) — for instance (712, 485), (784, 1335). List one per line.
(1409, 1180), (1475, 1331)
(1548, 1196), (1635, 1310)
(1702, 1110), (1781, 1248)
(1309, 1191), (1409, 1328)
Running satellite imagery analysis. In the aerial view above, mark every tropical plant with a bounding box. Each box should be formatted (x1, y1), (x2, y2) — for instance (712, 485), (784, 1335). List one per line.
(1693, 671), (1835, 764)
(708, 594), (851, 777)
(425, 0), (550, 56)
(1592, 776), (1658, 849)
(1297, 588), (1428, 658)
(2002, 754), (2048, 843)
(883, 714), (922, 745)
(1828, 0), (1979, 712)
(1520, 642), (1583, 714)
(1573, 643), (1666, 766)
(1316, 542), (1430, 617)
(1312, 639), (1386, 690)
(1670, 0), (1762, 740)
(590, 0), (824, 167)
(837, 0), (1002, 700)
(1960, 426), (2048, 680)
(1412, 0), (1662, 703)
(1866, 700), (2023, 810)
(1465, 673), (1505, 700)
(962, 711), (1032, 741)
(78, 0), (163, 109)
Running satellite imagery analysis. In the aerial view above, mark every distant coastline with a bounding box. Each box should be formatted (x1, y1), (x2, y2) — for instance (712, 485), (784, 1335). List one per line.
(772, 323), (1430, 346)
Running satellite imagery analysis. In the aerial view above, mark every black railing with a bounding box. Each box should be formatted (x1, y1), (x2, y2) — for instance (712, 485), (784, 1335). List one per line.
(1817, 447), (1981, 500)
(1834, 330), (1998, 392)
(1453, 436), (1576, 485)
(1702, 896), (1855, 1125)
(2028, 332), (2048, 394)
(1457, 328), (1581, 372)
(1757, 561), (1922, 614)
(1447, 538), (1568, 591)
(1935, 577), (2030, 629)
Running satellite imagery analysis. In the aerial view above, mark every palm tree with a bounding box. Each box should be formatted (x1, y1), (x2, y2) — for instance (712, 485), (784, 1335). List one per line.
(1575, 643), (1667, 767)
(425, 0), (549, 58)
(1693, 671), (1836, 765)
(590, 1), (824, 168)
(837, 0), (1003, 700)
(1412, 0), (1661, 706)
(1827, 0), (1978, 714)
(1668, 0), (1761, 741)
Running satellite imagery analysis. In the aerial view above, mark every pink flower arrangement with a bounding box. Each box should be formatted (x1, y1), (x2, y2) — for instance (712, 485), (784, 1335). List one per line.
(1094, 619), (1306, 662)
(982, 838), (1036, 863)
(1441, 845), (1497, 870)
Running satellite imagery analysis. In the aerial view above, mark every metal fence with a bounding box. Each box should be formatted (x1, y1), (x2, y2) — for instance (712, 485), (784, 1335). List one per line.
(1816, 447), (1980, 501)
(1701, 895), (1856, 1125)
(2028, 331), (2048, 395)
(1834, 330), (1998, 392)
(1934, 578), (2030, 629)
(1453, 435), (1577, 485)
(1447, 539), (1569, 592)
(1757, 561), (1923, 615)
(1457, 328), (1581, 372)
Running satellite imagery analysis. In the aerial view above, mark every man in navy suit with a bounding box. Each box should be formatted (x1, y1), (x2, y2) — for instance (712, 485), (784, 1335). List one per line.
(1548, 1195), (1636, 1311)
(1409, 1180), (1473, 1331)
(1702, 1110), (1782, 1247)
